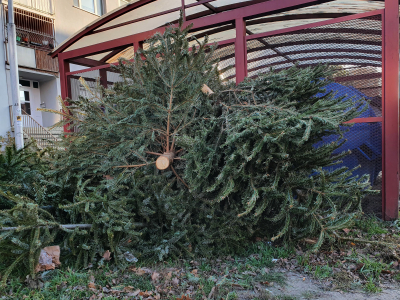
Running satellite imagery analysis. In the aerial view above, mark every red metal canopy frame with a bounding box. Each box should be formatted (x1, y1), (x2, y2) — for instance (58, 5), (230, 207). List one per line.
(53, 0), (399, 220)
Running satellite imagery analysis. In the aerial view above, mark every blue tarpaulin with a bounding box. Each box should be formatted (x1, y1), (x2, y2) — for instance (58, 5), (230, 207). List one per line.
(315, 82), (382, 184)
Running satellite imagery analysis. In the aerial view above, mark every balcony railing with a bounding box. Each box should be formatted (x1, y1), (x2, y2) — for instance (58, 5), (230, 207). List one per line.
(13, 0), (54, 15)
(5, 6), (56, 52)
(15, 27), (55, 51)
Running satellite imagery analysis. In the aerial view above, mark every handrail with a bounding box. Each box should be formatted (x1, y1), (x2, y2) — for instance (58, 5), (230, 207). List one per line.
(9, 106), (60, 148)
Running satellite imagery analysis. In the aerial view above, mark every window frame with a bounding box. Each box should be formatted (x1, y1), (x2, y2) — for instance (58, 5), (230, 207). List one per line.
(74, 0), (104, 16)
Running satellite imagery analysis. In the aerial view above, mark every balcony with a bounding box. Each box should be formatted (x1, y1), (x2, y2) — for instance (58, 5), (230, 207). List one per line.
(13, 0), (54, 15)
(5, 6), (58, 72)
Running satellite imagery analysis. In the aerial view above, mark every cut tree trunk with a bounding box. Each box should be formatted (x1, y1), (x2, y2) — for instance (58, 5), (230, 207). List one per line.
(156, 152), (175, 170)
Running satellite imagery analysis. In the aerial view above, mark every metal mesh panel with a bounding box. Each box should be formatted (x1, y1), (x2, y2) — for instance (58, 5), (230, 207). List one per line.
(69, 68), (124, 100)
(247, 15), (382, 116)
(322, 123), (382, 216)
(209, 43), (236, 83)
(246, 15), (383, 215)
(69, 69), (100, 101)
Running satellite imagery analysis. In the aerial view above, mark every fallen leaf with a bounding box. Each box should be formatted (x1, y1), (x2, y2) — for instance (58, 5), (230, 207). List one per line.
(123, 286), (135, 293)
(382, 270), (392, 274)
(35, 246), (61, 273)
(176, 295), (192, 300)
(103, 250), (112, 261)
(304, 238), (317, 245)
(127, 290), (141, 297)
(356, 263), (365, 271)
(191, 269), (198, 276)
(165, 272), (172, 280)
(130, 267), (146, 276)
(89, 295), (97, 300)
(151, 272), (160, 282)
(139, 290), (151, 297)
(88, 282), (96, 289)
(343, 228), (351, 234)
(172, 277), (180, 286)
(350, 242), (356, 246)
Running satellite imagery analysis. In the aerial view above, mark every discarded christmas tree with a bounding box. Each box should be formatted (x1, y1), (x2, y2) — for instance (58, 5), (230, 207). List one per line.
(184, 66), (374, 248)
(43, 20), (246, 266)
(0, 20), (375, 280)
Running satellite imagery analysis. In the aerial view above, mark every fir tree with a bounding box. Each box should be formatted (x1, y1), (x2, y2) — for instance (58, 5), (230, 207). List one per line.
(184, 66), (374, 248)
(0, 21), (375, 281)
(43, 21), (246, 265)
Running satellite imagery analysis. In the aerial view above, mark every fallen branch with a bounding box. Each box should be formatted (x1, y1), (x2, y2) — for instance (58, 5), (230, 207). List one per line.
(0, 223), (144, 232)
(113, 162), (155, 168)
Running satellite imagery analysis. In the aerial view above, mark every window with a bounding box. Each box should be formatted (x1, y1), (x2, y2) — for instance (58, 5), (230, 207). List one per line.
(20, 91), (31, 115)
(19, 80), (30, 87)
(74, 0), (103, 16)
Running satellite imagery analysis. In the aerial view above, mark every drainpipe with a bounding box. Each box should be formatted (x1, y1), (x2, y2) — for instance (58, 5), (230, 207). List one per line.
(7, 0), (24, 149)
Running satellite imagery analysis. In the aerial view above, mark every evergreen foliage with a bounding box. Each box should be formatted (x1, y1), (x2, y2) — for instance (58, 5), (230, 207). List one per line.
(0, 193), (59, 285)
(184, 66), (374, 248)
(0, 21), (375, 283)
(42, 21), (246, 265)
(0, 141), (52, 209)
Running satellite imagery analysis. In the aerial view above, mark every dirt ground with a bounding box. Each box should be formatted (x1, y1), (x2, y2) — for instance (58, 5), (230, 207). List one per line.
(237, 269), (400, 300)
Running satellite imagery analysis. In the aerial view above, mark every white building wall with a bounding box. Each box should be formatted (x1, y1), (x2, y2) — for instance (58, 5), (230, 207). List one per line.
(39, 77), (60, 127)
(0, 0), (123, 138)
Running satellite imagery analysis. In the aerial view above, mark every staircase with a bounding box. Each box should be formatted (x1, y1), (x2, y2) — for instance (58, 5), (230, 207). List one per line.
(10, 106), (60, 149)
(21, 110), (59, 148)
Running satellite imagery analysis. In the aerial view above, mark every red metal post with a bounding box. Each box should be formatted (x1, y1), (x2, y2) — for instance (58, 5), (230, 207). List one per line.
(99, 68), (108, 89)
(382, 0), (399, 220)
(181, 0), (186, 21)
(235, 17), (247, 84)
(134, 41), (145, 60)
(58, 55), (72, 133)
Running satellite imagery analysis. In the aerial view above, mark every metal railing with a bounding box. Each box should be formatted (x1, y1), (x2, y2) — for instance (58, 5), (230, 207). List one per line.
(15, 27), (56, 51)
(13, 0), (54, 15)
(4, 6), (56, 51)
(9, 106), (59, 148)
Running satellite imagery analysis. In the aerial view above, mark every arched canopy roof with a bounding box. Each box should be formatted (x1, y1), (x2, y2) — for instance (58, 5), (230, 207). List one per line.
(51, 0), (387, 61)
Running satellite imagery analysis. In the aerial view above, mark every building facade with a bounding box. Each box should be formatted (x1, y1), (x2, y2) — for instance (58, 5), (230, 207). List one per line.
(0, 0), (133, 138)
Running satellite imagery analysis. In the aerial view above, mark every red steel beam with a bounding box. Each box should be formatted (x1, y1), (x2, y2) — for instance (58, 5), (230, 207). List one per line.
(382, 0), (399, 220)
(53, 0), (335, 60)
(51, 0), (157, 57)
(246, 13), (352, 26)
(345, 117), (383, 123)
(235, 17), (247, 84)
(58, 54), (72, 133)
(70, 57), (106, 67)
(100, 47), (129, 62)
(99, 68), (108, 89)
(246, 9), (384, 41)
